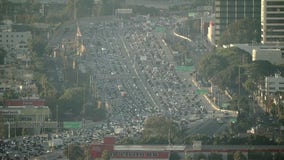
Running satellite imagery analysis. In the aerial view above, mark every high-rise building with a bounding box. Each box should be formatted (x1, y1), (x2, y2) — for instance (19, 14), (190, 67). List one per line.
(214, 0), (261, 43)
(261, 0), (284, 46)
(0, 31), (31, 52)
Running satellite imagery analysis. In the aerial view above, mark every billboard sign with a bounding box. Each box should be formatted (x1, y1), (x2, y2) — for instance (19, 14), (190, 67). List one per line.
(63, 121), (81, 129)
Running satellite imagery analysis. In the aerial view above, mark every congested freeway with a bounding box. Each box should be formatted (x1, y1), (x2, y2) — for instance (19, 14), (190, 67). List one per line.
(77, 16), (230, 139)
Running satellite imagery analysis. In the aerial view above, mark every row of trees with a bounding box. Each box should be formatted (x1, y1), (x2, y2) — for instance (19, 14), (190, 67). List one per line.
(177, 13), (284, 136)
(168, 14), (284, 137)
(218, 19), (261, 46)
(31, 37), (108, 122)
(197, 47), (279, 94)
(59, 113), (283, 159)
(1, 0), (175, 25)
(118, 115), (279, 145)
(0, 14), (107, 123)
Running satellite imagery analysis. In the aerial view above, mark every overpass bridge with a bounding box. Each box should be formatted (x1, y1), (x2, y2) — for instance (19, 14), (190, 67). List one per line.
(5, 121), (58, 129)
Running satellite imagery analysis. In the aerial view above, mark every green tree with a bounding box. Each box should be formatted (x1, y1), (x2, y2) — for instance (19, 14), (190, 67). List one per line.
(63, 0), (76, 20)
(185, 153), (193, 160)
(141, 115), (178, 144)
(197, 153), (207, 160)
(198, 53), (228, 81)
(82, 144), (91, 160)
(0, 113), (4, 138)
(208, 153), (223, 160)
(246, 60), (276, 82)
(170, 151), (181, 160)
(279, 115), (284, 126)
(233, 151), (247, 160)
(243, 79), (257, 94)
(218, 18), (261, 45)
(84, 101), (107, 121)
(248, 151), (273, 160)
(58, 87), (84, 120)
(101, 150), (111, 160)
(64, 144), (85, 160)
(38, 74), (48, 97)
(65, 0), (94, 18)
(0, 0), (13, 20)
(274, 152), (284, 160)
(28, 35), (47, 56)
(91, 107), (107, 122)
(118, 136), (136, 144)
(248, 135), (275, 145)
(77, 0), (94, 17)
(184, 134), (213, 145)
(197, 47), (251, 91)
(140, 136), (168, 144)
(0, 47), (7, 65)
(3, 89), (19, 99)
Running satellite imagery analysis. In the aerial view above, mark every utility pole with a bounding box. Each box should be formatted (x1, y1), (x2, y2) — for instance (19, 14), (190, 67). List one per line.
(238, 65), (241, 113)
(56, 105), (58, 134)
(168, 108), (172, 146)
(5, 121), (10, 139)
(74, 0), (77, 21)
(82, 87), (85, 128)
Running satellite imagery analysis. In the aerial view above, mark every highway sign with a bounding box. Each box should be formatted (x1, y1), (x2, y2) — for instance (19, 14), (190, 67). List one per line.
(230, 118), (237, 123)
(155, 26), (166, 33)
(196, 89), (208, 95)
(63, 121), (81, 129)
(185, 58), (192, 65)
(175, 66), (195, 72)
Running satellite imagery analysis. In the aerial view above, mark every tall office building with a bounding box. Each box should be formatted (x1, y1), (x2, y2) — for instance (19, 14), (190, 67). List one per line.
(261, 0), (284, 46)
(214, 0), (261, 43)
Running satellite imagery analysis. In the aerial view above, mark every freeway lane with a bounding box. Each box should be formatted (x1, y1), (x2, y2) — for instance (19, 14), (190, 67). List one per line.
(62, 15), (232, 139)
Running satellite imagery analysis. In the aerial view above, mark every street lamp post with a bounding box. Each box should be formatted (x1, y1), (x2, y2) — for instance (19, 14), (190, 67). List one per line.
(5, 121), (10, 139)
(56, 104), (59, 134)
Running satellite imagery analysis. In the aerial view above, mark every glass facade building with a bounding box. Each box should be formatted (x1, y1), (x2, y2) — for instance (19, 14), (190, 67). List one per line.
(261, 0), (284, 45)
(214, 0), (261, 43)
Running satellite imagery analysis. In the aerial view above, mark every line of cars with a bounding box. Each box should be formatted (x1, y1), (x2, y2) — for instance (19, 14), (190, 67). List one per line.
(76, 14), (229, 139)
(0, 14), (230, 160)
(0, 136), (49, 160)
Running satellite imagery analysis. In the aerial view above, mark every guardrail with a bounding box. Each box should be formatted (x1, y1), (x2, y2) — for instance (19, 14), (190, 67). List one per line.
(6, 121), (58, 129)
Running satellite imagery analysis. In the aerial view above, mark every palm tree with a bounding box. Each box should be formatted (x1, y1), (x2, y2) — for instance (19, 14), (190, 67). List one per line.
(101, 150), (111, 160)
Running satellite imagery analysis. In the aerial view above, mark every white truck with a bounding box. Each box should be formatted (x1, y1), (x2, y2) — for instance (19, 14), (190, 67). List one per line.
(48, 138), (63, 149)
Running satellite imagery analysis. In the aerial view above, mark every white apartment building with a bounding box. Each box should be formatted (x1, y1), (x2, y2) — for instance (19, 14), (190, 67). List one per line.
(227, 44), (284, 65)
(214, 0), (261, 44)
(0, 31), (32, 52)
(265, 73), (284, 95)
(252, 47), (284, 65)
(261, 0), (284, 46)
